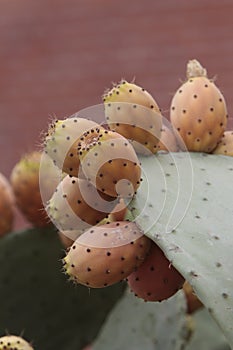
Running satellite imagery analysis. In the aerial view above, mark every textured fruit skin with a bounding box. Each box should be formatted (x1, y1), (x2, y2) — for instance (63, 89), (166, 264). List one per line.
(170, 60), (227, 152)
(43, 117), (100, 177)
(63, 221), (151, 288)
(10, 151), (50, 227)
(127, 242), (185, 302)
(157, 125), (179, 152)
(103, 80), (162, 155)
(0, 335), (34, 350)
(183, 281), (203, 314)
(213, 131), (233, 156)
(78, 128), (141, 198)
(47, 174), (116, 233)
(0, 173), (15, 236)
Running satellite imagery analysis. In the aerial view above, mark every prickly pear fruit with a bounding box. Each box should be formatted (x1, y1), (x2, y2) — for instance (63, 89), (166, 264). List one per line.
(212, 130), (233, 156)
(183, 281), (203, 314)
(46, 174), (116, 233)
(170, 59), (228, 152)
(0, 335), (34, 350)
(127, 242), (185, 302)
(0, 173), (15, 236)
(43, 116), (100, 177)
(78, 128), (141, 198)
(103, 80), (162, 155)
(63, 221), (151, 288)
(10, 151), (50, 227)
(157, 125), (179, 152)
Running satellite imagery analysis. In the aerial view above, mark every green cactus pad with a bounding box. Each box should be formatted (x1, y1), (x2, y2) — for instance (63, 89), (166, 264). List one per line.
(186, 308), (230, 350)
(0, 227), (125, 350)
(92, 289), (192, 350)
(129, 152), (233, 347)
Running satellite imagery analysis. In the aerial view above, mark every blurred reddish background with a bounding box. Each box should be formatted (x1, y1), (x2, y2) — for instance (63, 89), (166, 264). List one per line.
(1, 0), (233, 230)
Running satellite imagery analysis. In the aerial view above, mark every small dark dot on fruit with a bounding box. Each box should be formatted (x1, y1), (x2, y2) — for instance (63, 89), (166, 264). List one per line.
(69, 168), (73, 171)
(72, 245), (76, 249)
(87, 267), (91, 272)
(87, 248), (91, 253)
(222, 292), (228, 299)
(77, 199), (81, 204)
(116, 222), (120, 226)
(150, 105), (154, 109)
(171, 106), (175, 110)
(182, 109), (186, 114)
(69, 153), (73, 157)
(116, 91), (119, 95)
(196, 138), (200, 142)
(66, 136), (70, 140)
(193, 94), (197, 98)
(107, 251), (111, 256)
(150, 266), (155, 271)
(62, 124), (65, 128)
(205, 84), (208, 88)
(147, 292), (152, 296)
(104, 283), (108, 286)
(216, 262), (222, 267)
(220, 122), (224, 126)
(121, 271), (125, 274)
(71, 264), (75, 268)
(123, 163), (127, 166)
(177, 127), (181, 131)
(129, 89), (132, 93)
(121, 256), (125, 261)
(142, 88), (145, 91)
(108, 103), (111, 107)
(179, 89), (182, 93)
(210, 107), (214, 112)
(219, 98), (223, 102)
(198, 118), (202, 123)
(135, 277), (139, 281)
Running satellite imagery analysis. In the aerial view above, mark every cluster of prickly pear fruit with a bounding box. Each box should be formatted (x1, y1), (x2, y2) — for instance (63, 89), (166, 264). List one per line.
(170, 59), (228, 152)
(0, 335), (33, 350)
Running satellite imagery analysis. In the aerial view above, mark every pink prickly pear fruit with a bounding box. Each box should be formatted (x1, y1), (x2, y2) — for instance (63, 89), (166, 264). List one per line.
(127, 242), (185, 302)
(63, 221), (152, 288)
(0, 335), (34, 350)
(43, 116), (100, 177)
(103, 80), (162, 155)
(46, 174), (117, 233)
(183, 281), (203, 314)
(10, 151), (50, 227)
(78, 128), (141, 198)
(0, 173), (15, 236)
(212, 130), (233, 156)
(157, 125), (179, 152)
(170, 59), (228, 152)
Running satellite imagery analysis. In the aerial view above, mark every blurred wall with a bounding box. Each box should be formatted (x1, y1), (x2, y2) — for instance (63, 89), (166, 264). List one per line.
(1, 0), (233, 229)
